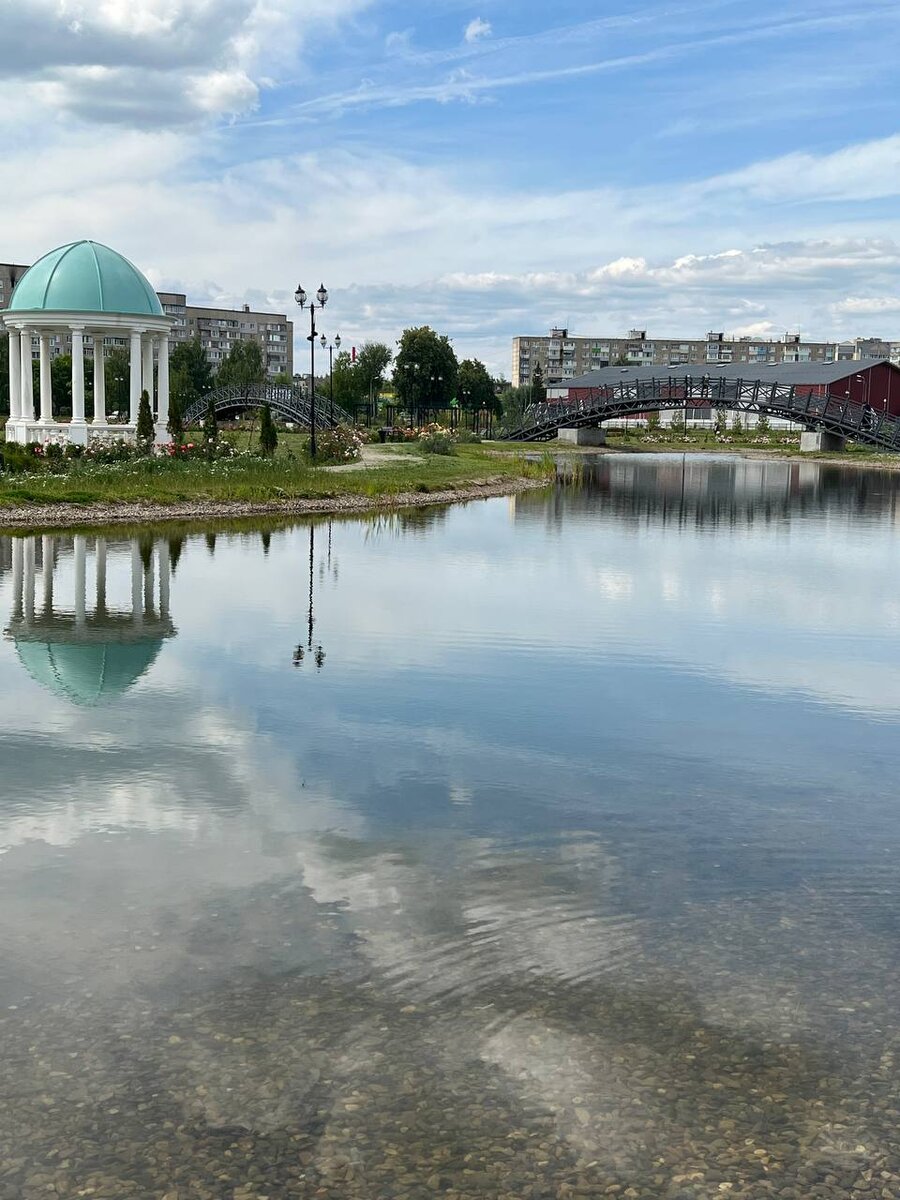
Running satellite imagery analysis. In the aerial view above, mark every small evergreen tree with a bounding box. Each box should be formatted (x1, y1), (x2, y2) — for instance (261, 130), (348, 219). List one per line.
(167, 394), (184, 444)
(136, 389), (155, 445)
(259, 403), (278, 456)
(203, 396), (218, 445)
(532, 363), (546, 404)
(731, 414), (743, 435)
(756, 413), (771, 435)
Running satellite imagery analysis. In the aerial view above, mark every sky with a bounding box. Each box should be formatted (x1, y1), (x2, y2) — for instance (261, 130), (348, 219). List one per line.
(2, 0), (900, 376)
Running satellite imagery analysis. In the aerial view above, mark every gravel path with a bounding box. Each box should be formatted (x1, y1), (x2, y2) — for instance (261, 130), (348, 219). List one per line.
(0, 476), (546, 531)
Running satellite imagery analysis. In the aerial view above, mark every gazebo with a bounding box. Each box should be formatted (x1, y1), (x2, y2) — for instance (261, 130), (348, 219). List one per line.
(2, 240), (173, 446)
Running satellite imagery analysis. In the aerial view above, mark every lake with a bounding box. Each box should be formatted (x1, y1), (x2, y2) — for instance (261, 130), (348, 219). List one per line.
(2, 454), (900, 1199)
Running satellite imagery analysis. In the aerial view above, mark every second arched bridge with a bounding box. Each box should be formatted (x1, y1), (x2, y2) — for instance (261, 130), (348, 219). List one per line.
(505, 372), (900, 451)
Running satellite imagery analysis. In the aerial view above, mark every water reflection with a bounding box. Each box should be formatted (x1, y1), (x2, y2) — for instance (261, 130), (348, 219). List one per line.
(524, 453), (900, 529)
(0, 464), (900, 1197)
(3, 534), (176, 706)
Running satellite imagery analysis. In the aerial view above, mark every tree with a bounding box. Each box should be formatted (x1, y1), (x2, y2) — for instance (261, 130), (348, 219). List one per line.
(170, 338), (214, 418)
(331, 350), (364, 411)
(457, 358), (497, 414)
(393, 326), (458, 413)
(355, 342), (393, 409)
(50, 354), (73, 416)
(497, 385), (532, 434)
(259, 403), (278, 456)
(104, 347), (131, 420)
(167, 393), (184, 444)
(136, 389), (155, 444)
(216, 339), (265, 392)
(203, 396), (218, 444)
(531, 363), (546, 404)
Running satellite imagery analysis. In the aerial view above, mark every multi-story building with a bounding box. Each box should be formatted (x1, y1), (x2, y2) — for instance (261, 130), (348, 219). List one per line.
(157, 294), (292, 378)
(512, 328), (900, 387)
(1, 263), (292, 380)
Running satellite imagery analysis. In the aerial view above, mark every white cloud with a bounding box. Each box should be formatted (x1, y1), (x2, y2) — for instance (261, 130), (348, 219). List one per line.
(464, 17), (492, 44)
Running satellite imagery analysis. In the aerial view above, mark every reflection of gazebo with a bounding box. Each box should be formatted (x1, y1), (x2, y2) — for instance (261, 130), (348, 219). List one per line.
(1, 241), (172, 446)
(4, 535), (175, 707)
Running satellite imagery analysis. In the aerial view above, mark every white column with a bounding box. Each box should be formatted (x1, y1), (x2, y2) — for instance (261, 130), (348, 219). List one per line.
(142, 335), (154, 412)
(11, 538), (23, 622)
(129, 330), (142, 424)
(156, 334), (169, 432)
(39, 334), (52, 424)
(23, 537), (35, 626)
(74, 535), (86, 627)
(95, 537), (107, 610)
(71, 329), (85, 424)
(42, 535), (54, 612)
(143, 549), (155, 617)
(93, 334), (106, 424)
(7, 329), (21, 421)
(131, 542), (143, 626)
(20, 331), (34, 423)
(159, 541), (171, 619)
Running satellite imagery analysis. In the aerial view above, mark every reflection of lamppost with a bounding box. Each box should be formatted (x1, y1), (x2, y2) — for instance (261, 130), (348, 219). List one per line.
(320, 333), (341, 426)
(293, 523), (325, 671)
(294, 283), (328, 459)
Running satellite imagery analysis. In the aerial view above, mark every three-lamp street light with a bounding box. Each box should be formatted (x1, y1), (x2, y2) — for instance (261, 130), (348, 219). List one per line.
(294, 282), (328, 459)
(320, 332), (341, 426)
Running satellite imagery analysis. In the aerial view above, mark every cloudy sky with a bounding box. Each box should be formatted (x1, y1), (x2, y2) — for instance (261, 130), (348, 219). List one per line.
(3, 0), (900, 374)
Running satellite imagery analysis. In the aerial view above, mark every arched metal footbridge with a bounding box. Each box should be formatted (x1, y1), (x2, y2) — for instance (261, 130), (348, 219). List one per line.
(183, 383), (352, 430)
(505, 374), (900, 451)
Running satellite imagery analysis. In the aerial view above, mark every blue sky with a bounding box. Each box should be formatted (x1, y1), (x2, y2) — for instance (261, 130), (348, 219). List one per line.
(2, 0), (900, 373)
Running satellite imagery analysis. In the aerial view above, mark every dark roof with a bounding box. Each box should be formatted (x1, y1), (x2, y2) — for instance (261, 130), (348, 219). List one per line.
(557, 358), (895, 390)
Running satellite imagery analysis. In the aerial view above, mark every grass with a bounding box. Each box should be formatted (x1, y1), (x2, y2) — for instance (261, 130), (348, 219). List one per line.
(0, 441), (552, 509)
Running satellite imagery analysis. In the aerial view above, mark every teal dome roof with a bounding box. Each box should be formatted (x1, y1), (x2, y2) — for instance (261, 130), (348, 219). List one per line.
(15, 639), (164, 707)
(8, 241), (163, 317)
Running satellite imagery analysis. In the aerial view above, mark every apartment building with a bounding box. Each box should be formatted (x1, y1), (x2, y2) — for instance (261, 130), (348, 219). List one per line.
(512, 328), (900, 387)
(157, 293), (292, 379)
(1, 263), (293, 380)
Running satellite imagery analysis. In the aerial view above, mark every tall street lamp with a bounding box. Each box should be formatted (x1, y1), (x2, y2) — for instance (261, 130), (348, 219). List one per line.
(320, 333), (341, 426)
(294, 283), (328, 459)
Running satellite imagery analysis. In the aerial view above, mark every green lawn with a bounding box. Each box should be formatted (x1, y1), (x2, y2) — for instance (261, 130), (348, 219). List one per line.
(0, 442), (552, 508)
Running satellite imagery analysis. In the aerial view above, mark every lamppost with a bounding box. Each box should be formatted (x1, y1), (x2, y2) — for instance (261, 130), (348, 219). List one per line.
(320, 333), (341, 426)
(294, 283), (328, 459)
(402, 361), (420, 428)
(429, 373), (443, 427)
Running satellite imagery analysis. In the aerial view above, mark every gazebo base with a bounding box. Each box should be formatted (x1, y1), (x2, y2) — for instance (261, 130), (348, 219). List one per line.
(5, 420), (169, 447)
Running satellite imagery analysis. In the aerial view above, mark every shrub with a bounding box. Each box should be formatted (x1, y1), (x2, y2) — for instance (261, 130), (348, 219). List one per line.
(305, 423), (364, 465)
(259, 403), (278, 457)
(455, 429), (482, 444)
(731, 415), (743, 435)
(0, 443), (38, 474)
(756, 414), (771, 435)
(418, 423), (456, 455)
(136, 389), (155, 446)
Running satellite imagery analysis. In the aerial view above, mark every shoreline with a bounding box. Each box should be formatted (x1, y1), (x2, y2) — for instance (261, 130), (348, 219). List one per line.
(529, 441), (900, 472)
(0, 475), (547, 532)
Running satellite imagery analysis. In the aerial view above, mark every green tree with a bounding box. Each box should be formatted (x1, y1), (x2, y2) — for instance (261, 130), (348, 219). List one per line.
(531, 363), (547, 404)
(167, 393), (184, 444)
(203, 396), (218, 444)
(756, 413), (771, 435)
(331, 350), (364, 411)
(136, 389), (155, 444)
(259, 403), (278, 456)
(51, 354), (73, 416)
(216, 339), (265, 392)
(104, 347), (131, 420)
(170, 338), (214, 419)
(355, 342), (393, 411)
(731, 414), (743, 435)
(497, 385), (533, 434)
(394, 326), (458, 413)
(457, 358), (497, 413)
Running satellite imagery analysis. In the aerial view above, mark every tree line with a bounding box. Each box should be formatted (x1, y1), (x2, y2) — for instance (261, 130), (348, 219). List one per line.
(0, 325), (546, 427)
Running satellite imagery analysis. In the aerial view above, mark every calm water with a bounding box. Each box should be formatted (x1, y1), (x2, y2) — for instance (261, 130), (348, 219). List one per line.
(2, 454), (900, 1198)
